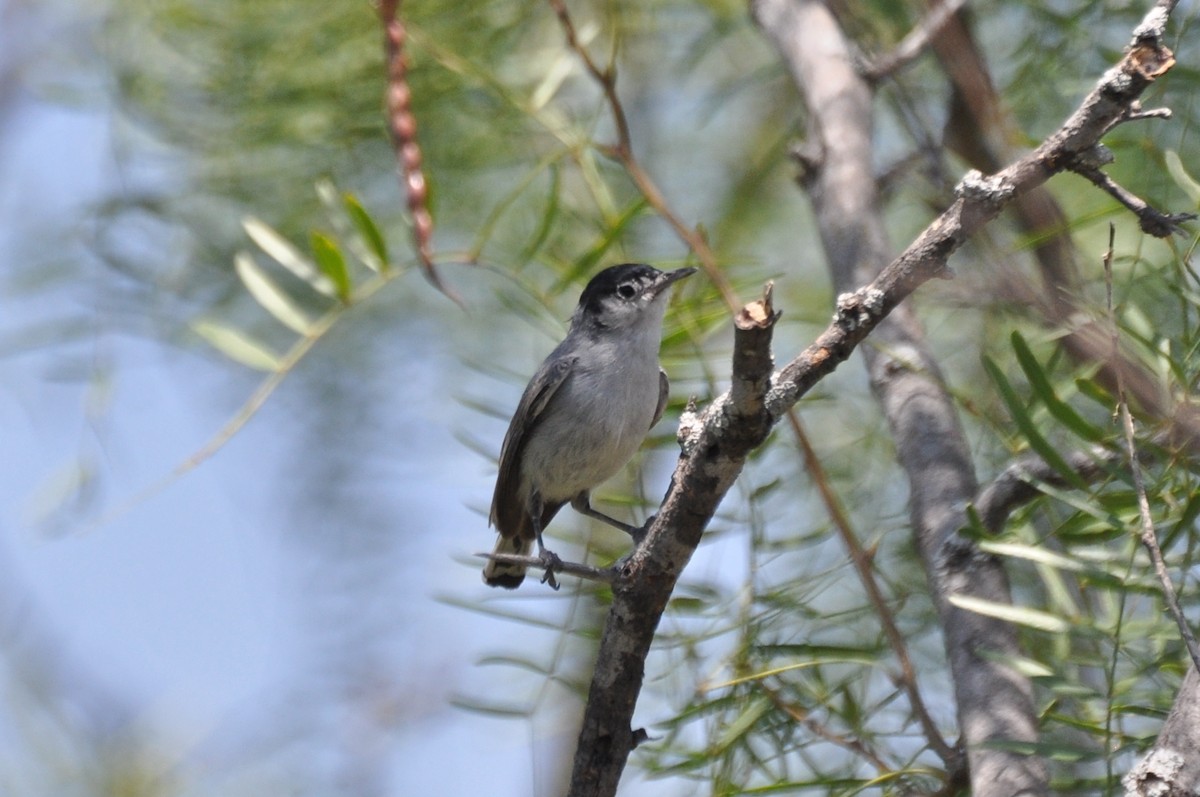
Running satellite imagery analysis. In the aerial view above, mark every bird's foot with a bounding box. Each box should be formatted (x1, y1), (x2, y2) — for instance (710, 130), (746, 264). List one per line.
(538, 548), (563, 590)
(630, 514), (656, 545)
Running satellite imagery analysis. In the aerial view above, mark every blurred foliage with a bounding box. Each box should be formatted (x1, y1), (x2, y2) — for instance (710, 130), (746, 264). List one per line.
(6, 0), (1200, 794)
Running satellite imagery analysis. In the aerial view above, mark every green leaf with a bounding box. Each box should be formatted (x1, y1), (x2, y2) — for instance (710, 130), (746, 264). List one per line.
(475, 655), (550, 675)
(979, 540), (1086, 572)
(948, 593), (1072, 632)
(448, 696), (531, 718)
(192, 320), (281, 371)
(707, 657), (878, 690)
(713, 696), (771, 753)
(343, 193), (390, 272)
(243, 216), (336, 297)
(1010, 332), (1105, 443)
(310, 231), (351, 302)
(982, 356), (1090, 491)
(234, 252), (311, 335)
(1075, 377), (1116, 411)
(560, 197), (649, 288)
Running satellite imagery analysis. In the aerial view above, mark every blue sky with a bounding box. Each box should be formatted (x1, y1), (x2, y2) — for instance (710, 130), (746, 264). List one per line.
(0, 6), (720, 795)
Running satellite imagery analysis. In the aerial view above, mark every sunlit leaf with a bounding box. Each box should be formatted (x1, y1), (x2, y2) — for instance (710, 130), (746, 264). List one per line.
(712, 696), (770, 753)
(706, 657), (878, 691)
(192, 320), (281, 371)
(979, 540), (1086, 572)
(948, 593), (1072, 632)
(243, 216), (336, 297)
(234, 252), (312, 335)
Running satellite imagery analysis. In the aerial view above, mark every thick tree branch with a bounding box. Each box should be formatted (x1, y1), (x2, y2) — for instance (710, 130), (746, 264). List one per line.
(568, 285), (779, 797)
(752, 0), (1045, 793)
(1125, 667), (1200, 796)
(562, 1), (1184, 794)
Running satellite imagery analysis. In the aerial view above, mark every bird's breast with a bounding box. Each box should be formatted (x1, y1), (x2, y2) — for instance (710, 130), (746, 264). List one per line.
(520, 352), (661, 501)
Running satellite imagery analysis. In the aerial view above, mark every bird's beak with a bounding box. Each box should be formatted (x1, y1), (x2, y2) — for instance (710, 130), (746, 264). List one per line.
(647, 267), (698, 299)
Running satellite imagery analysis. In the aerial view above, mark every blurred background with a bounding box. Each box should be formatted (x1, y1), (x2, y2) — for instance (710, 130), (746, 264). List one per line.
(2, 0), (1198, 795)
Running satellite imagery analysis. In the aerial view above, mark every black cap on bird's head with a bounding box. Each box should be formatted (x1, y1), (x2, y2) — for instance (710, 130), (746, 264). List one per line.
(573, 263), (696, 329)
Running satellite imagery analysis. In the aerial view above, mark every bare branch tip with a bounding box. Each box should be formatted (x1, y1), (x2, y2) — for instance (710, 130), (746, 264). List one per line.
(734, 281), (780, 330)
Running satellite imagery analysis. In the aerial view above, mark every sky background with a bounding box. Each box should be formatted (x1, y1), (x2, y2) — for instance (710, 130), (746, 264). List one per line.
(0, 4), (746, 795)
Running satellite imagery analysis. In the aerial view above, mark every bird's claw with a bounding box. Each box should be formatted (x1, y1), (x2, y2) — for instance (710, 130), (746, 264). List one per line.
(631, 514), (656, 545)
(539, 549), (563, 590)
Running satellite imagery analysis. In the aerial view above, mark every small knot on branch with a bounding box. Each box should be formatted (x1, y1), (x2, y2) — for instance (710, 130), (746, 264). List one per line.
(630, 727), (653, 750)
(677, 399), (704, 454)
(833, 287), (886, 331)
(955, 169), (1016, 204)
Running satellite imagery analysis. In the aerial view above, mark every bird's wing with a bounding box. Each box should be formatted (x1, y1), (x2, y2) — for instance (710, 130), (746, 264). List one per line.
(651, 368), (669, 430)
(489, 354), (577, 536)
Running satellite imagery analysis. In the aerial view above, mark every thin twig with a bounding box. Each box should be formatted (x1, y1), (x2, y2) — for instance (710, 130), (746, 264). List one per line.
(547, 0), (741, 314)
(1070, 161), (1197, 238)
(1105, 224), (1200, 673)
(759, 681), (896, 776)
(974, 448), (1120, 533)
(862, 0), (969, 81)
(476, 552), (619, 585)
(786, 410), (958, 765)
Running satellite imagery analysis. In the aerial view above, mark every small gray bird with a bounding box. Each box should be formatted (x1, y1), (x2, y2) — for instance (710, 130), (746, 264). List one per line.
(484, 263), (696, 589)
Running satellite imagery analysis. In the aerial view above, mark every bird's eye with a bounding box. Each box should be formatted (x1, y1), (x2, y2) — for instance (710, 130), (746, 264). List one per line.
(617, 283), (637, 299)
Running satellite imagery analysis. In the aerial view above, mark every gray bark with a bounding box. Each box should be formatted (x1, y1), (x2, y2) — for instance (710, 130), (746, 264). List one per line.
(1125, 667), (1200, 796)
(750, 0), (1046, 793)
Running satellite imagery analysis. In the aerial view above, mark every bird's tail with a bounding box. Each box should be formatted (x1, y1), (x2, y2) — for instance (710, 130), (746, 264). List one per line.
(482, 535), (532, 589)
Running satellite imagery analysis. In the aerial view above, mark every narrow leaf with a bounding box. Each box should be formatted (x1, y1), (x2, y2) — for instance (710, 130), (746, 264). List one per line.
(1010, 332), (1105, 442)
(979, 540), (1086, 572)
(343, 193), (390, 271)
(192, 320), (281, 371)
(1165, 150), (1200, 205)
(982, 356), (1089, 490)
(706, 657), (878, 691)
(234, 252), (311, 335)
(242, 216), (336, 297)
(310, 232), (351, 302)
(448, 696), (531, 718)
(713, 696), (771, 753)
(948, 593), (1071, 632)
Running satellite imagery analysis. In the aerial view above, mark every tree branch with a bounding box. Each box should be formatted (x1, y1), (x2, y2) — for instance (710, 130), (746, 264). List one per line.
(862, 0), (969, 81)
(546, 0), (742, 314)
(1068, 158), (1197, 237)
(560, 1), (1185, 793)
(973, 448), (1119, 534)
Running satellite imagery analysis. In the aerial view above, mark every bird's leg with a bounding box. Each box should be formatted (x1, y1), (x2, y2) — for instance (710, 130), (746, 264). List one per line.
(571, 493), (647, 543)
(529, 491), (562, 590)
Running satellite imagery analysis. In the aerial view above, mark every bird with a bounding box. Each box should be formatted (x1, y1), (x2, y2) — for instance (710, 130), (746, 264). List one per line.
(484, 263), (696, 589)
